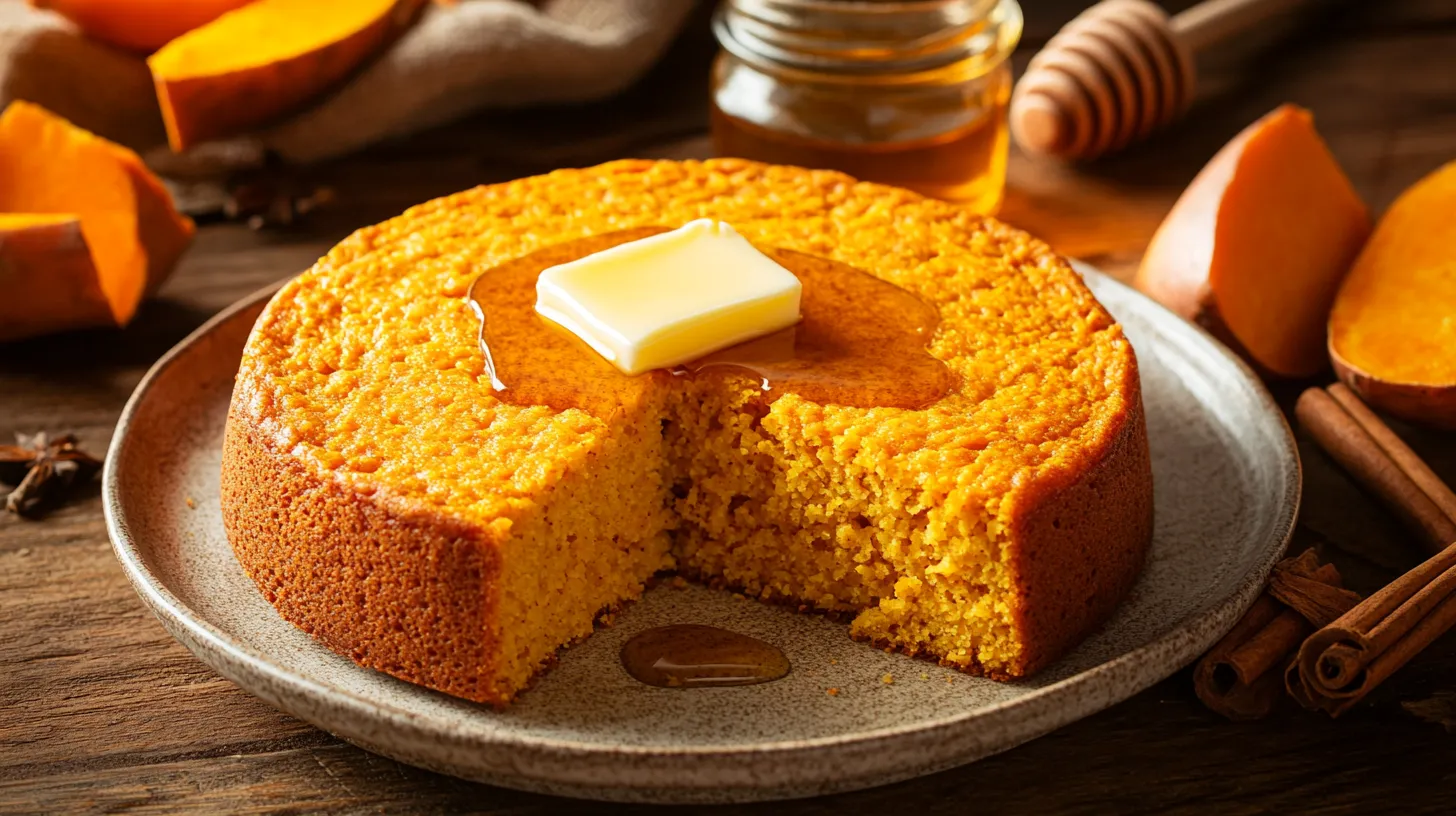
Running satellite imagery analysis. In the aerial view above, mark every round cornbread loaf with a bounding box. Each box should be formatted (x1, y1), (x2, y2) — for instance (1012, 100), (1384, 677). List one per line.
(221, 159), (1154, 706)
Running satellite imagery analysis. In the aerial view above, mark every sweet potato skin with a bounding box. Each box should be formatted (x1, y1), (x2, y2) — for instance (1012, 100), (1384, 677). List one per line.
(0, 216), (113, 341)
(1137, 105), (1369, 378)
(1331, 349), (1456, 430)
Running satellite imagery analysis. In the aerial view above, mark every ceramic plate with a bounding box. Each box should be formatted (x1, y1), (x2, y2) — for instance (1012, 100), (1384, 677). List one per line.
(104, 264), (1299, 804)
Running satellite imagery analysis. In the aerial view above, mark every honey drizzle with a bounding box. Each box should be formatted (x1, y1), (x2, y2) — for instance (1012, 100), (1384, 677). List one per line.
(619, 624), (790, 688)
(467, 228), (954, 415)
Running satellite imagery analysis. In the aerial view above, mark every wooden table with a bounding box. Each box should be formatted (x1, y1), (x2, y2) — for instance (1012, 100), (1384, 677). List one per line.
(4, 1), (1455, 812)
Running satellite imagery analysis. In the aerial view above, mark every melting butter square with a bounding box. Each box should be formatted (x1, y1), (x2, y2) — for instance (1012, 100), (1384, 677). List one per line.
(535, 220), (802, 375)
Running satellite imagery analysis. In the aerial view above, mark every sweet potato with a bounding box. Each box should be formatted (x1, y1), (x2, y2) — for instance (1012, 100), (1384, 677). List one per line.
(27, 0), (255, 53)
(0, 214), (114, 340)
(148, 0), (424, 151)
(0, 101), (194, 341)
(1136, 105), (1370, 378)
(1329, 161), (1456, 429)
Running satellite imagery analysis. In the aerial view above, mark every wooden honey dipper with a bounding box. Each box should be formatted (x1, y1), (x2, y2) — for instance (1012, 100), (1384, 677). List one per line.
(1011, 0), (1315, 160)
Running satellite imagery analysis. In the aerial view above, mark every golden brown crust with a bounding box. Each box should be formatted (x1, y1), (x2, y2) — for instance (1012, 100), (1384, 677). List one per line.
(221, 158), (1154, 701)
(1005, 376), (1154, 677)
(221, 408), (509, 705)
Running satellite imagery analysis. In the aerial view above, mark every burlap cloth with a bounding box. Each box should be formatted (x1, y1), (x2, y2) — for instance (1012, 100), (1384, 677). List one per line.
(0, 0), (696, 174)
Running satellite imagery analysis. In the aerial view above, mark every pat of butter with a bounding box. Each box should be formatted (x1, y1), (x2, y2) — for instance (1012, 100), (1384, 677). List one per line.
(535, 220), (802, 375)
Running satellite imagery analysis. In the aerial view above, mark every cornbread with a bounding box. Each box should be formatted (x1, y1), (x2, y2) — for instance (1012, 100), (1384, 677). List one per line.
(221, 158), (1153, 706)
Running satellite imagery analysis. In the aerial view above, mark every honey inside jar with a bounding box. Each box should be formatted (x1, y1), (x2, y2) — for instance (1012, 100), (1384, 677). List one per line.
(711, 97), (1009, 209)
(710, 0), (1022, 213)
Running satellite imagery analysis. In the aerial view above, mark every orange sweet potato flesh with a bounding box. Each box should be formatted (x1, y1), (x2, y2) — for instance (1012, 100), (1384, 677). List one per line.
(148, 0), (424, 151)
(1329, 161), (1456, 429)
(1136, 105), (1371, 378)
(27, 0), (256, 53)
(0, 101), (194, 341)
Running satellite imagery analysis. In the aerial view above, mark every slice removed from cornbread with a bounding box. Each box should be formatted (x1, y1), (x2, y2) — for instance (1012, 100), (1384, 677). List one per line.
(221, 158), (1152, 705)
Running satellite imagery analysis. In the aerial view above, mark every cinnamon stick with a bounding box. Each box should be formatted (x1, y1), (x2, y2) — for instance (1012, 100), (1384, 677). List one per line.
(1289, 540), (1456, 716)
(1295, 387), (1456, 554)
(1195, 594), (1285, 720)
(1194, 550), (1358, 720)
(1288, 385), (1456, 716)
(1327, 383), (1456, 529)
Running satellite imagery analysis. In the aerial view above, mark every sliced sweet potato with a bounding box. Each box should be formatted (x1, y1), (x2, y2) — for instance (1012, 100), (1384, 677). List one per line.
(0, 101), (194, 341)
(1329, 161), (1456, 429)
(0, 214), (114, 341)
(148, 0), (424, 151)
(27, 0), (255, 53)
(1136, 105), (1371, 378)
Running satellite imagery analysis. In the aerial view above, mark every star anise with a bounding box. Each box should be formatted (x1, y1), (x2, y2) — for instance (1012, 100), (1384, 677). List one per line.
(0, 432), (103, 518)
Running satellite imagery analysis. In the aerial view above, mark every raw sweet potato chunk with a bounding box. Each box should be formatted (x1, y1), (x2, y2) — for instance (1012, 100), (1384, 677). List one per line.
(1136, 105), (1370, 377)
(0, 102), (194, 341)
(0, 214), (112, 341)
(1329, 161), (1456, 428)
(148, 0), (423, 150)
(28, 0), (255, 53)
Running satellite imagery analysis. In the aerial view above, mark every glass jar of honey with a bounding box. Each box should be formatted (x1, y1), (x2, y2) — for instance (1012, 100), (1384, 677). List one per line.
(711, 0), (1022, 213)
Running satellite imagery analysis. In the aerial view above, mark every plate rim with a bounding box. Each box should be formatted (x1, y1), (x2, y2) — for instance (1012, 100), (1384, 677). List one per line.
(102, 266), (1301, 793)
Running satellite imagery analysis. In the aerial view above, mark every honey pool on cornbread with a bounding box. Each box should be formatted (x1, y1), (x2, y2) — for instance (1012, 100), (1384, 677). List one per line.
(220, 159), (1153, 707)
(469, 227), (955, 415)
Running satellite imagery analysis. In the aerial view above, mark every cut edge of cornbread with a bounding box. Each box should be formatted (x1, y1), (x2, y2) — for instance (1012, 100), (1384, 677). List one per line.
(223, 350), (1149, 704)
(486, 394), (677, 696)
(662, 369), (1150, 681)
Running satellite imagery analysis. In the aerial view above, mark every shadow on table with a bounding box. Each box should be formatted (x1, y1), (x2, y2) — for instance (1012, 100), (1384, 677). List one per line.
(0, 298), (219, 380)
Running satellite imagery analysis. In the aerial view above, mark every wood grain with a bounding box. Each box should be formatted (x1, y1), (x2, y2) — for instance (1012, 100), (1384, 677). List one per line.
(3, 1), (1455, 813)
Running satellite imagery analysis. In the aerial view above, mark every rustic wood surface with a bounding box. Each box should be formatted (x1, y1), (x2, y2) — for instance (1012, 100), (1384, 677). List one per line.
(3, 1), (1455, 813)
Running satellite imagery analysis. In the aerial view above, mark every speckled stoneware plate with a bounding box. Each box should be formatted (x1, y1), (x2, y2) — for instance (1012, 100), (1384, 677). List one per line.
(104, 263), (1299, 804)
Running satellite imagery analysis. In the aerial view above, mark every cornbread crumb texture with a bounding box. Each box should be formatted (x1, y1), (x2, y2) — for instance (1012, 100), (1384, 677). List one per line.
(224, 158), (1149, 705)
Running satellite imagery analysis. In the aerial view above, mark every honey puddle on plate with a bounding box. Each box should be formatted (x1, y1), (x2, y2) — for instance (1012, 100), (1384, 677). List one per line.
(619, 624), (790, 688)
(468, 227), (954, 415)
